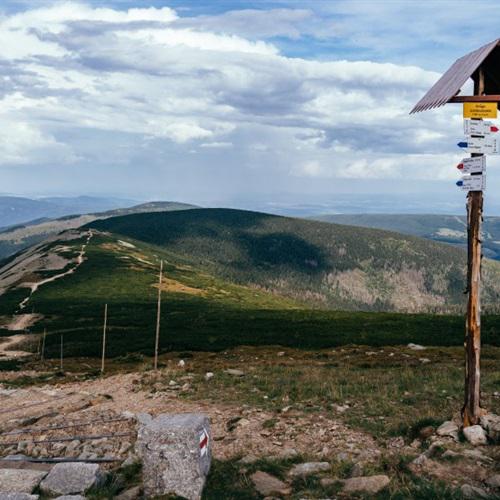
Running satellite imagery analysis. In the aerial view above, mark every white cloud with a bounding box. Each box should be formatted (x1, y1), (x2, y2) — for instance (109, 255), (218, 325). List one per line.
(0, 0), (467, 193)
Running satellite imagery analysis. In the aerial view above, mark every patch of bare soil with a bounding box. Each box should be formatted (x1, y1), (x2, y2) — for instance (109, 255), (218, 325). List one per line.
(3, 313), (44, 332)
(0, 333), (37, 359)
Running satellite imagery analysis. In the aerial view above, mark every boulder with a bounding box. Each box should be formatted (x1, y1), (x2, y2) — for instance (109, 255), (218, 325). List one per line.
(342, 475), (390, 495)
(40, 463), (102, 496)
(250, 471), (290, 497)
(463, 425), (488, 446)
(136, 413), (211, 500)
(436, 421), (459, 440)
(480, 413), (500, 443)
(288, 462), (330, 477)
(0, 469), (47, 494)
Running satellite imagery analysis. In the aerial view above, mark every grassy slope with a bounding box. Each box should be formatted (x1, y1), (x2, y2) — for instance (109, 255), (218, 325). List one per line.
(88, 208), (500, 313)
(2, 230), (498, 360)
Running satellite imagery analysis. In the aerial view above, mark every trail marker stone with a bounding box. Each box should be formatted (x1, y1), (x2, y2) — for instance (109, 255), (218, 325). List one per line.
(136, 413), (211, 500)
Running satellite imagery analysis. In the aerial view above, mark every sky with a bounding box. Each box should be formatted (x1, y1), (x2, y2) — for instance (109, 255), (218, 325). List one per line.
(1, 0), (500, 214)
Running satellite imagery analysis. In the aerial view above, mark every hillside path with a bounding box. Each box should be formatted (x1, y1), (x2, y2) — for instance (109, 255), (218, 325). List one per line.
(19, 230), (93, 310)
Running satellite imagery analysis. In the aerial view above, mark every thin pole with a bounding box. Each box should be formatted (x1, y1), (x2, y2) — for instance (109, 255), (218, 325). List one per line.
(101, 303), (108, 374)
(60, 334), (64, 372)
(154, 260), (163, 370)
(463, 68), (485, 426)
(41, 328), (46, 362)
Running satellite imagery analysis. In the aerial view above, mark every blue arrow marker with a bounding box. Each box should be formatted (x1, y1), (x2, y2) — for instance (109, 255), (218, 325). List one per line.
(456, 180), (464, 186)
(457, 141), (468, 148)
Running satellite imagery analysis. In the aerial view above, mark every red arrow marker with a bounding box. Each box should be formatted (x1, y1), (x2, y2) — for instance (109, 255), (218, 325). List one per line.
(457, 163), (464, 170)
(491, 126), (499, 133)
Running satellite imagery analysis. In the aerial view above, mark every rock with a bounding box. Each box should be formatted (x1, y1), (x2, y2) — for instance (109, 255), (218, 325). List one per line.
(486, 475), (500, 488)
(136, 413), (211, 500)
(418, 426), (435, 439)
(250, 471), (290, 496)
(40, 463), (102, 496)
(238, 455), (258, 465)
(204, 372), (214, 381)
(407, 343), (426, 350)
(436, 421), (459, 440)
(342, 475), (390, 495)
(276, 447), (298, 459)
(320, 478), (336, 487)
(332, 404), (349, 413)
(53, 496), (86, 500)
(480, 413), (500, 443)
(387, 437), (405, 448)
(419, 358), (431, 364)
(224, 369), (244, 377)
(115, 486), (142, 500)
(442, 450), (460, 459)
(412, 453), (428, 466)
(0, 495), (39, 500)
(463, 425), (488, 446)
(0, 469), (47, 493)
(349, 463), (363, 478)
(461, 484), (490, 499)
(288, 462), (330, 477)
(462, 449), (493, 463)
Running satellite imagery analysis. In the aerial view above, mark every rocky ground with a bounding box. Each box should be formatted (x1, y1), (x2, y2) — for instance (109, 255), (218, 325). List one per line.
(0, 345), (499, 498)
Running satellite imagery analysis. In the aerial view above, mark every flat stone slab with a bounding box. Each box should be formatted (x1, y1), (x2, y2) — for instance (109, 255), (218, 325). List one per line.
(0, 494), (39, 500)
(0, 469), (47, 494)
(40, 463), (102, 496)
(250, 471), (291, 496)
(343, 475), (390, 495)
(288, 462), (330, 477)
(136, 413), (211, 500)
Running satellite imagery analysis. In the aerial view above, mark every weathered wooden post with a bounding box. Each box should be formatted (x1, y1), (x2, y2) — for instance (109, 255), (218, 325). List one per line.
(101, 303), (108, 374)
(154, 260), (163, 371)
(411, 39), (500, 426)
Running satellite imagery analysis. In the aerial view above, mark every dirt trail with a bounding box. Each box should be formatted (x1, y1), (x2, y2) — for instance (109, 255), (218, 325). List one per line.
(18, 230), (93, 311)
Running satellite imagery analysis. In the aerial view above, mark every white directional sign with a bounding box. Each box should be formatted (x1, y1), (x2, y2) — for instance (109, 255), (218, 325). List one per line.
(457, 174), (486, 192)
(457, 156), (486, 174)
(464, 119), (499, 136)
(459, 136), (499, 154)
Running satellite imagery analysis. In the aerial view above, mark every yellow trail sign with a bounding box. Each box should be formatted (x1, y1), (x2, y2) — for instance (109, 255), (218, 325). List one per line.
(463, 102), (498, 119)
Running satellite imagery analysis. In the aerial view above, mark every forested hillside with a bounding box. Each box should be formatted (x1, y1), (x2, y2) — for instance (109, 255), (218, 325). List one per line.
(89, 208), (500, 313)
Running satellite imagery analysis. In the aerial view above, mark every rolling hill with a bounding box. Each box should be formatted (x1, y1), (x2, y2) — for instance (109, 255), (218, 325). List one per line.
(0, 201), (197, 261)
(88, 208), (500, 314)
(0, 208), (499, 360)
(312, 213), (500, 260)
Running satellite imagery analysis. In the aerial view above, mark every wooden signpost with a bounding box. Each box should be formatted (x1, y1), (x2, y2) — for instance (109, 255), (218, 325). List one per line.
(411, 39), (500, 426)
